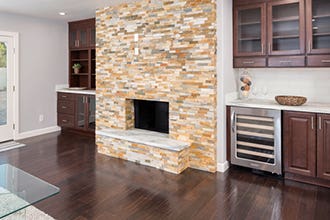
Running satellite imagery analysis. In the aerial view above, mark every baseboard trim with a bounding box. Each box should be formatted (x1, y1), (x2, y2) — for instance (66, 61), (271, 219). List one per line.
(15, 126), (61, 140)
(217, 161), (230, 172)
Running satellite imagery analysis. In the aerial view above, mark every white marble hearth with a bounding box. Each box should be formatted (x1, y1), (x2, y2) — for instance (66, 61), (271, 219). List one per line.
(96, 128), (190, 152)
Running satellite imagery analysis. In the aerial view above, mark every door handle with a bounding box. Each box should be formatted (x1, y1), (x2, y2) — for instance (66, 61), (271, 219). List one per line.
(231, 111), (236, 133)
(319, 116), (322, 130)
(311, 117), (314, 130)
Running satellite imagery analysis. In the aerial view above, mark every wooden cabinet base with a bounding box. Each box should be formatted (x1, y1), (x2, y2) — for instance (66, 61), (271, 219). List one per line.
(61, 127), (95, 137)
(285, 172), (330, 188)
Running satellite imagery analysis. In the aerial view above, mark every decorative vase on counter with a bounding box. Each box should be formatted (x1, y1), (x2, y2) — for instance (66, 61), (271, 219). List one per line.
(239, 69), (252, 99)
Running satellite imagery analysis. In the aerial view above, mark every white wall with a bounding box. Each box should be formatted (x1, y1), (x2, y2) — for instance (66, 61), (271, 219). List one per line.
(0, 12), (68, 133)
(217, 0), (236, 171)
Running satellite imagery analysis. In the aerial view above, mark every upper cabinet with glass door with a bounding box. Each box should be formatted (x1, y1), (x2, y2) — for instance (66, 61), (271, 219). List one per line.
(69, 18), (95, 49)
(268, 0), (305, 56)
(233, 3), (267, 67)
(306, 0), (330, 67)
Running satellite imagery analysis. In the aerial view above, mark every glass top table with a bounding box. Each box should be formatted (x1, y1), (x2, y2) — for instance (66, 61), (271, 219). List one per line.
(0, 164), (60, 218)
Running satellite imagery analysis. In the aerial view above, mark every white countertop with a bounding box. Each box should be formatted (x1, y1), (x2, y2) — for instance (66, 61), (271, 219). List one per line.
(227, 98), (330, 114)
(57, 88), (96, 95)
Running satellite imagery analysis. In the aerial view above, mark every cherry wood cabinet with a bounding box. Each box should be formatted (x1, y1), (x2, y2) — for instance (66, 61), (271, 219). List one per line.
(57, 92), (95, 134)
(75, 95), (96, 132)
(317, 114), (330, 181)
(283, 111), (316, 177)
(267, 0), (305, 56)
(69, 18), (95, 49)
(283, 111), (330, 187)
(69, 18), (96, 89)
(234, 3), (267, 57)
(233, 0), (330, 68)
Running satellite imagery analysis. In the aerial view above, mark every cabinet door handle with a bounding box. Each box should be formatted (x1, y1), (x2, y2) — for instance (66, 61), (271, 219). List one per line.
(77, 40), (80, 47)
(311, 117), (314, 130)
(62, 106), (67, 109)
(319, 116), (322, 130)
(261, 44), (264, 54)
(61, 95), (67, 98)
(309, 41), (312, 53)
(242, 61), (255, 64)
(268, 43), (272, 54)
(321, 60), (330, 63)
(62, 120), (68, 123)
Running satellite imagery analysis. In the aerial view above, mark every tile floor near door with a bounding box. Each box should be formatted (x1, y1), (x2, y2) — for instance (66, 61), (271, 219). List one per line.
(0, 131), (329, 220)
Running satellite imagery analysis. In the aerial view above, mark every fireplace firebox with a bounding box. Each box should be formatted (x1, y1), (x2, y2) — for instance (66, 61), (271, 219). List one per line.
(134, 100), (169, 134)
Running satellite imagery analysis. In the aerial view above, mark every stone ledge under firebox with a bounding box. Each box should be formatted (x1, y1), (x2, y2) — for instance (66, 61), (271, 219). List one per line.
(96, 129), (190, 152)
(96, 129), (191, 174)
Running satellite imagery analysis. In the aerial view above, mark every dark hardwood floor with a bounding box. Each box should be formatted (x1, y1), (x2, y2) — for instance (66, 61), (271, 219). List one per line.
(0, 131), (329, 220)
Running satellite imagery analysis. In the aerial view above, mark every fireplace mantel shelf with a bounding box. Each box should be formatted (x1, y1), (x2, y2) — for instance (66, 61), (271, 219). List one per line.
(96, 129), (190, 152)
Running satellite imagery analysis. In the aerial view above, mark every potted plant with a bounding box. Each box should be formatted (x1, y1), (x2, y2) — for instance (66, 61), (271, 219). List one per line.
(72, 63), (82, 74)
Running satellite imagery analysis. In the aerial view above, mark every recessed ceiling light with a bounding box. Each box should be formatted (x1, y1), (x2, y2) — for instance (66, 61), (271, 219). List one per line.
(59, 12), (66, 16)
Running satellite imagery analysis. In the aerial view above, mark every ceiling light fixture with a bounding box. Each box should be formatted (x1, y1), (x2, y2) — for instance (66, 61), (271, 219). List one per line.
(59, 12), (66, 16)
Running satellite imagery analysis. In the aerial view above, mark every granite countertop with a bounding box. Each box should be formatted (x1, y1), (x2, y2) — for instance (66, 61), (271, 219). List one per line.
(227, 98), (330, 114)
(57, 88), (96, 95)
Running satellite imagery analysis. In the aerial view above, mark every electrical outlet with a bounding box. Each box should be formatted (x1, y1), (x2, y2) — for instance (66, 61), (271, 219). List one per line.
(39, 114), (44, 122)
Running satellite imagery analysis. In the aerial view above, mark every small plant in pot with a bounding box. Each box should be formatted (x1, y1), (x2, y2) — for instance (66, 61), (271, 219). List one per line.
(72, 63), (82, 74)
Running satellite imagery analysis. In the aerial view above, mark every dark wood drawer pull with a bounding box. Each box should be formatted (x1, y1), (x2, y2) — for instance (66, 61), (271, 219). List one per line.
(321, 60), (330, 63)
(242, 61), (255, 64)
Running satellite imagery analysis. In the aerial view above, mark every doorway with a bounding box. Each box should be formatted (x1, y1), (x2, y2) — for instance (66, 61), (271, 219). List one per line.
(0, 33), (17, 142)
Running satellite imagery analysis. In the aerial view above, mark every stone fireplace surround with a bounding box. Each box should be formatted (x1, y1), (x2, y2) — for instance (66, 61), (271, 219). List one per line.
(95, 0), (217, 173)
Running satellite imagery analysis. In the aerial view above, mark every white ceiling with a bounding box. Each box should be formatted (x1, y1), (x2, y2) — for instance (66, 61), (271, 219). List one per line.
(0, 0), (137, 22)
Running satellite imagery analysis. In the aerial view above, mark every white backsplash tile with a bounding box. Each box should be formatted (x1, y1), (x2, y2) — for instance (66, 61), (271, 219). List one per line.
(236, 68), (330, 103)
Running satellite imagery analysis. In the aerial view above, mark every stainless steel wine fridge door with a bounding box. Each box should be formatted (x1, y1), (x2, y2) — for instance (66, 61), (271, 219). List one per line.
(230, 107), (282, 175)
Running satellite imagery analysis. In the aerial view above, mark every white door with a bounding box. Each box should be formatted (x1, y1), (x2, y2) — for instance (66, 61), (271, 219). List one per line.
(0, 36), (14, 142)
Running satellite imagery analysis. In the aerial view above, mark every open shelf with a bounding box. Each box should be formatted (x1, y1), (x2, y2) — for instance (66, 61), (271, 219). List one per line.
(313, 14), (330, 19)
(313, 32), (330, 37)
(239, 21), (261, 26)
(273, 34), (299, 39)
(239, 37), (261, 41)
(272, 16), (299, 23)
(72, 58), (88, 62)
(72, 73), (89, 76)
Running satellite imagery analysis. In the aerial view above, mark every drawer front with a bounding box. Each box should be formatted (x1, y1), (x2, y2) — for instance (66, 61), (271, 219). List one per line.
(307, 55), (330, 67)
(58, 114), (74, 127)
(268, 56), (305, 67)
(58, 92), (74, 101)
(58, 101), (75, 114)
(234, 57), (266, 68)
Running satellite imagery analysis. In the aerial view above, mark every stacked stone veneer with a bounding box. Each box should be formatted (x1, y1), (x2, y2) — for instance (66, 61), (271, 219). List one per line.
(96, 0), (217, 172)
(97, 136), (190, 174)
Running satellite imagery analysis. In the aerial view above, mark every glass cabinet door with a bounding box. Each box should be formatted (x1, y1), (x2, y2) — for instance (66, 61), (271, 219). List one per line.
(306, 0), (330, 54)
(268, 0), (305, 55)
(76, 95), (86, 129)
(88, 96), (95, 131)
(69, 30), (77, 48)
(78, 29), (88, 48)
(234, 4), (266, 56)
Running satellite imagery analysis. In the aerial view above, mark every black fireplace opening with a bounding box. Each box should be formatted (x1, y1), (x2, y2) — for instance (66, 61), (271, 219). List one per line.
(134, 99), (169, 134)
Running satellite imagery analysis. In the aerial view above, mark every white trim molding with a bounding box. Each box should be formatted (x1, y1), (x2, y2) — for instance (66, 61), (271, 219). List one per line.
(15, 126), (61, 140)
(217, 161), (230, 173)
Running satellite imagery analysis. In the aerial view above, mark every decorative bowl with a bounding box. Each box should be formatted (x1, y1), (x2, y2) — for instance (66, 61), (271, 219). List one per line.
(275, 95), (307, 106)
